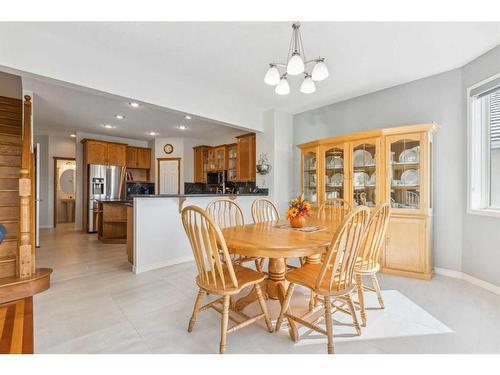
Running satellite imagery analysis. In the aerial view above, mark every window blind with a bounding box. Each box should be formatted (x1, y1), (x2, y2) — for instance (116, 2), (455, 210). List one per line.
(491, 90), (500, 148)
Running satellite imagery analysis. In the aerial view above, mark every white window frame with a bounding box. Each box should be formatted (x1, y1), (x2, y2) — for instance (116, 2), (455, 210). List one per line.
(467, 72), (500, 218)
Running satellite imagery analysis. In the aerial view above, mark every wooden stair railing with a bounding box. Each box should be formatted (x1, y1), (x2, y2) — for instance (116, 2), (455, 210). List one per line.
(0, 94), (51, 304)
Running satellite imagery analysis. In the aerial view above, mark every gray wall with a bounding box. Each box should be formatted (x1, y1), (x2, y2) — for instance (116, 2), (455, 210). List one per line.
(294, 68), (465, 272)
(461, 45), (500, 286)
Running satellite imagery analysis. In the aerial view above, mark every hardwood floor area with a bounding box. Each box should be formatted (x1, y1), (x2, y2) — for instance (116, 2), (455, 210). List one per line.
(33, 223), (500, 354)
(0, 297), (33, 353)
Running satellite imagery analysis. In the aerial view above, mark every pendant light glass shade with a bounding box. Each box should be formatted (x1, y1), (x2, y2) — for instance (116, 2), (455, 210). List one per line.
(275, 77), (290, 95)
(312, 60), (329, 81)
(300, 75), (316, 94)
(264, 65), (280, 86)
(286, 53), (305, 75)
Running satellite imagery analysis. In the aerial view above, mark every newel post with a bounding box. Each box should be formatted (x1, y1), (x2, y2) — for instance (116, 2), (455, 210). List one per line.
(18, 95), (34, 278)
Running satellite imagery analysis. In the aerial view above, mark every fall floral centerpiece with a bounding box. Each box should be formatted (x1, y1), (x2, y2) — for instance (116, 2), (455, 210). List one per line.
(286, 195), (311, 228)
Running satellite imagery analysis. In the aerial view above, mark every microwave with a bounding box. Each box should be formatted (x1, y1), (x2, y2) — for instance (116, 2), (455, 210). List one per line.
(207, 171), (226, 185)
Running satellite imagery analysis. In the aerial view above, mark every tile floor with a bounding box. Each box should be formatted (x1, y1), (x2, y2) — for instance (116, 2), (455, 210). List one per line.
(34, 224), (500, 354)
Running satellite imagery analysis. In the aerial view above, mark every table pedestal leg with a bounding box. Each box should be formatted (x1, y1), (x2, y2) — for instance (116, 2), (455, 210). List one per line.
(305, 251), (322, 310)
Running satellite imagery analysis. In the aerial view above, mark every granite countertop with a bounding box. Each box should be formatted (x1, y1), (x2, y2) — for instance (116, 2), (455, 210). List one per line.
(129, 192), (269, 199)
(97, 199), (133, 203)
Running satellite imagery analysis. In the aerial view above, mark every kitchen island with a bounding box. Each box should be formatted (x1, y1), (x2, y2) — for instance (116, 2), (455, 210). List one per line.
(129, 193), (268, 274)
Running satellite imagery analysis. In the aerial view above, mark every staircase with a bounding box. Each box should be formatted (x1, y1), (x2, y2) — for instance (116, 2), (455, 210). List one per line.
(0, 96), (22, 279)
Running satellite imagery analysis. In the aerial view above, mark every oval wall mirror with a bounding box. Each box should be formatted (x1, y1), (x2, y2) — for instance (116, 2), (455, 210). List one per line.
(60, 169), (75, 195)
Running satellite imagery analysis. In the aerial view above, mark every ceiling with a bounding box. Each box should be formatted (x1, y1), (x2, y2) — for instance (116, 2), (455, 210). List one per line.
(24, 76), (246, 140)
(15, 22), (500, 116)
(3, 22), (500, 135)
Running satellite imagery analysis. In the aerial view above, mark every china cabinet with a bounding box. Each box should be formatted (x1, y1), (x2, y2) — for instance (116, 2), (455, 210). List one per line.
(298, 123), (437, 280)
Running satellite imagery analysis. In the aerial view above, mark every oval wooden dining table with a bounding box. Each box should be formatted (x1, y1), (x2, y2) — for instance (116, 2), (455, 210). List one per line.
(221, 217), (341, 339)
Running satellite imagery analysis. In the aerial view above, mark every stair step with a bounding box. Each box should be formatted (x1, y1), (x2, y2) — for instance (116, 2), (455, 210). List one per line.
(0, 134), (22, 146)
(0, 166), (20, 178)
(0, 127), (21, 137)
(1, 222), (19, 240)
(0, 110), (22, 121)
(0, 239), (17, 258)
(0, 144), (21, 156)
(0, 190), (18, 205)
(0, 102), (22, 115)
(0, 96), (22, 107)
(0, 256), (16, 279)
(0, 206), (19, 222)
(0, 155), (21, 167)
(0, 179), (18, 190)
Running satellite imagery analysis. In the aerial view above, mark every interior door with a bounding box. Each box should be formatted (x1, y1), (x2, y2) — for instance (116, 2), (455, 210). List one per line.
(158, 159), (180, 194)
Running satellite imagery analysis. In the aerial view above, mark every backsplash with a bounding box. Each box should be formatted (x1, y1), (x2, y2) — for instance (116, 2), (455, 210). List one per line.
(184, 182), (268, 195)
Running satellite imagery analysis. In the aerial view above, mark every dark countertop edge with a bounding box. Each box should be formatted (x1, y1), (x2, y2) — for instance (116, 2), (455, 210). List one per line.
(130, 193), (269, 199)
(97, 199), (132, 203)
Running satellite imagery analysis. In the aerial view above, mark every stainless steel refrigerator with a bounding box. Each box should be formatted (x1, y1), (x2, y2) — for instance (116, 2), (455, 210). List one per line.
(88, 164), (124, 233)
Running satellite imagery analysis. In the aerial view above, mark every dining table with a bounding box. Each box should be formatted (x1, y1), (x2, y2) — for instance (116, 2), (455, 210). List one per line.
(221, 216), (341, 340)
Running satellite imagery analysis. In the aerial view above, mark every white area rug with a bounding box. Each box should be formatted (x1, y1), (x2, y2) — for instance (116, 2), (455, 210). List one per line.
(271, 289), (452, 345)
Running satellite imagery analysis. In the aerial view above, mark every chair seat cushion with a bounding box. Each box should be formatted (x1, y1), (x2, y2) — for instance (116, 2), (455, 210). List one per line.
(285, 263), (355, 296)
(197, 265), (266, 295)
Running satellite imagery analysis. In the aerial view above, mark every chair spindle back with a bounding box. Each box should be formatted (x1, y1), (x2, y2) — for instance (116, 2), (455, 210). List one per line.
(358, 203), (391, 270)
(316, 206), (370, 293)
(206, 198), (244, 229)
(181, 205), (238, 291)
(251, 198), (280, 223)
(317, 198), (351, 223)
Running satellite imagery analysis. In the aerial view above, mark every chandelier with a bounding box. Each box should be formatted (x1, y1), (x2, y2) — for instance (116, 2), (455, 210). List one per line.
(264, 22), (329, 95)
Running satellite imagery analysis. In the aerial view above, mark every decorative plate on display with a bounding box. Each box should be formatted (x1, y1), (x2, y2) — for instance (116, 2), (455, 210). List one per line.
(332, 156), (343, 168)
(367, 172), (376, 186)
(353, 149), (373, 167)
(331, 173), (343, 186)
(401, 169), (419, 185)
(399, 147), (419, 163)
(353, 172), (370, 187)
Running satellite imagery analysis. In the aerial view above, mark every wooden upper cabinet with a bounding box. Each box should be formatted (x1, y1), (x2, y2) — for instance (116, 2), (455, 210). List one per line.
(106, 143), (127, 166)
(214, 145), (227, 171)
(236, 133), (256, 182)
(126, 147), (138, 168)
(125, 146), (151, 169)
(82, 139), (126, 166)
(83, 140), (107, 165)
(193, 146), (209, 183)
(137, 148), (151, 169)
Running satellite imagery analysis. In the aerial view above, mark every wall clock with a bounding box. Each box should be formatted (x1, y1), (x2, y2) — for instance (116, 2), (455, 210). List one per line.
(164, 144), (174, 154)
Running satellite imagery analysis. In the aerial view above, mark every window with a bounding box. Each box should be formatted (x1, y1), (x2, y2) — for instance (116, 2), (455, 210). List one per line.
(468, 73), (500, 216)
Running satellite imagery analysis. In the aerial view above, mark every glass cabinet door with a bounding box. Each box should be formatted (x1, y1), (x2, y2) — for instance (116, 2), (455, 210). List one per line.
(302, 149), (318, 204)
(227, 145), (237, 181)
(324, 145), (345, 200)
(351, 141), (378, 207)
(389, 135), (421, 209)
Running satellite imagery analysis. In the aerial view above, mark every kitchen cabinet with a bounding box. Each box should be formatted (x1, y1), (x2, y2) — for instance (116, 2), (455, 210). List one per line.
(227, 143), (237, 181)
(214, 145), (227, 171)
(126, 146), (151, 169)
(97, 201), (128, 244)
(82, 139), (126, 166)
(298, 123), (436, 280)
(236, 133), (256, 182)
(193, 145), (210, 183)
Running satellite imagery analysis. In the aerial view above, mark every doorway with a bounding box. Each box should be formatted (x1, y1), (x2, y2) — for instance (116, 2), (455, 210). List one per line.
(53, 157), (76, 227)
(157, 158), (180, 194)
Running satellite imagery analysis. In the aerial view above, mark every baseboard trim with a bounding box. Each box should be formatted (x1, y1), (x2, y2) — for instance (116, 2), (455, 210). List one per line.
(435, 267), (500, 295)
(133, 255), (194, 274)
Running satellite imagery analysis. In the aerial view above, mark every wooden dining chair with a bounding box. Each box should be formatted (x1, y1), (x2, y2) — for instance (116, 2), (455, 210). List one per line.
(354, 203), (391, 326)
(251, 197), (281, 223)
(275, 206), (370, 354)
(206, 198), (263, 272)
(181, 205), (273, 354)
(317, 198), (351, 223)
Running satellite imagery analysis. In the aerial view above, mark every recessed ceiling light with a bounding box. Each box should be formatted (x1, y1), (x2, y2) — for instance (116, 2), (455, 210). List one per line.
(114, 114), (125, 119)
(103, 124), (115, 129)
(184, 115), (192, 120)
(177, 125), (187, 130)
(129, 102), (140, 108)
(70, 134), (76, 138)
(148, 131), (159, 136)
